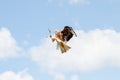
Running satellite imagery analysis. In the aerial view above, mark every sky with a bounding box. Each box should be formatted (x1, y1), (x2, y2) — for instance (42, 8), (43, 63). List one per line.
(0, 0), (120, 80)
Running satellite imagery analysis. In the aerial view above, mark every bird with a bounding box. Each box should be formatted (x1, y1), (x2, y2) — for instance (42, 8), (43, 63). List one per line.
(48, 26), (76, 53)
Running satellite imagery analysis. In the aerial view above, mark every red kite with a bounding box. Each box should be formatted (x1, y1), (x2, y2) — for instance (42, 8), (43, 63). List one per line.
(49, 26), (77, 53)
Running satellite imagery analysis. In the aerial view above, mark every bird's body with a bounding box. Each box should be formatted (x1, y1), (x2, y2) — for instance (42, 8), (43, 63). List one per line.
(49, 26), (76, 53)
(51, 36), (71, 53)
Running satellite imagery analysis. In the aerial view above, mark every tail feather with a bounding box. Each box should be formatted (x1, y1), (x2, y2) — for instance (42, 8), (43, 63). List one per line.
(57, 41), (71, 53)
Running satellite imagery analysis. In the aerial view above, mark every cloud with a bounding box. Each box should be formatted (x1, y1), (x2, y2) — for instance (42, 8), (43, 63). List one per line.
(71, 74), (79, 80)
(0, 70), (34, 80)
(69, 0), (90, 5)
(53, 73), (66, 80)
(48, 0), (90, 5)
(0, 27), (23, 59)
(29, 29), (120, 78)
(50, 72), (79, 80)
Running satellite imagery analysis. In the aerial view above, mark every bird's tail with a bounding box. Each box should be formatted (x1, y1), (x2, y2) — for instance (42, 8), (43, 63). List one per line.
(57, 41), (71, 53)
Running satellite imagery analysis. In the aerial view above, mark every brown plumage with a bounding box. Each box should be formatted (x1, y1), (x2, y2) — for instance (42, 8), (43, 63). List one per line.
(61, 26), (77, 42)
(49, 26), (76, 53)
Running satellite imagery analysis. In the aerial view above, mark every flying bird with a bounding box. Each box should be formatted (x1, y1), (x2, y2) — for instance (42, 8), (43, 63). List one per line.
(48, 26), (76, 53)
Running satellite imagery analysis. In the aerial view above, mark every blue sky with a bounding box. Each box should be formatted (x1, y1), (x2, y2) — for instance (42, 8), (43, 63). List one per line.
(0, 0), (120, 80)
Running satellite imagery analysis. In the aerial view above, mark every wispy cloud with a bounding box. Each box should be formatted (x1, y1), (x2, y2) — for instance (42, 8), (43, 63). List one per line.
(0, 69), (34, 80)
(0, 28), (23, 59)
(69, 0), (90, 5)
(29, 29), (120, 78)
(48, 0), (90, 6)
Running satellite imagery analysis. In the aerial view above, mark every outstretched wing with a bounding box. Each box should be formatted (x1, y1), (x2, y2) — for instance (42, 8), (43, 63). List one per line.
(61, 26), (77, 42)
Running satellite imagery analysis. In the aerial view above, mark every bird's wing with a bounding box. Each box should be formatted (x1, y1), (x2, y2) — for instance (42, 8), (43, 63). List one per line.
(48, 28), (52, 38)
(70, 27), (77, 37)
(61, 26), (77, 42)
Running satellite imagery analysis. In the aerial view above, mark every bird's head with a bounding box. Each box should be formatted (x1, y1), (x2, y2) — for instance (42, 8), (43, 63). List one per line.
(55, 30), (61, 34)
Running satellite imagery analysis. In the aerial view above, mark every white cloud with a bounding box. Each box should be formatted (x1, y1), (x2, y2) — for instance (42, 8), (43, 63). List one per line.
(29, 29), (120, 74)
(0, 70), (34, 80)
(69, 0), (90, 5)
(50, 72), (80, 80)
(0, 27), (23, 59)
(71, 74), (79, 80)
(53, 73), (66, 80)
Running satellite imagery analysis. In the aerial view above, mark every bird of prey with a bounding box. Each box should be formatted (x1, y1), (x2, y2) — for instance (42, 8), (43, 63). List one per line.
(48, 26), (76, 53)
